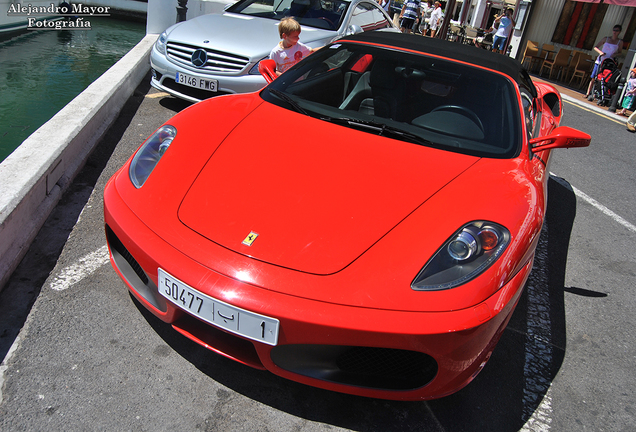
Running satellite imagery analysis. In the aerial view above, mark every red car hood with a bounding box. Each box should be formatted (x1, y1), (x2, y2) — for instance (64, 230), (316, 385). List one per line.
(178, 104), (479, 275)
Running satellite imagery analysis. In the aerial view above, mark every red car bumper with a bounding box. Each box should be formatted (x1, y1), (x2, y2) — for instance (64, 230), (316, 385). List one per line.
(104, 177), (531, 401)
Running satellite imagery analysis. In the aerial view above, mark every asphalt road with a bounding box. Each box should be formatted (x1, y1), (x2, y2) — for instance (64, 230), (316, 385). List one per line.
(0, 76), (634, 431)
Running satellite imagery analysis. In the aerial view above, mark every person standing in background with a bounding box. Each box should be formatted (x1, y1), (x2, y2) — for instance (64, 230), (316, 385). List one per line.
(419, 0), (434, 36)
(492, 8), (515, 54)
(618, 68), (636, 116)
(399, 0), (422, 34)
(586, 25), (623, 98)
(428, 1), (443, 38)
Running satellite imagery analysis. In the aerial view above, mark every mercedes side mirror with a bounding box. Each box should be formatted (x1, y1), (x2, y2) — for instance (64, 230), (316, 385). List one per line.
(345, 24), (364, 36)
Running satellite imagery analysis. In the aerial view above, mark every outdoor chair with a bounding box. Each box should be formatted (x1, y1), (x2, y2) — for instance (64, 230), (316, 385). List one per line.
(535, 44), (556, 72)
(522, 40), (541, 72)
(568, 53), (593, 89)
(564, 51), (581, 81)
(540, 44), (556, 60)
(540, 48), (572, 80)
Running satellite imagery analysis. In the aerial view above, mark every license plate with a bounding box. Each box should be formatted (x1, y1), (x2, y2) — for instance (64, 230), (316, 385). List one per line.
(175, 72), (218, 92)
(158, 268), (279, 346)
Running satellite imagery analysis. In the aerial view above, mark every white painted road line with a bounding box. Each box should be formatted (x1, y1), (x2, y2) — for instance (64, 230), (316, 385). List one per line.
(0, 335), (21, 405)
(49, 245), (110, 291)
(550, 174), (636, 234)
(520, 175), (634, 431)
(521, 223), (553, 432)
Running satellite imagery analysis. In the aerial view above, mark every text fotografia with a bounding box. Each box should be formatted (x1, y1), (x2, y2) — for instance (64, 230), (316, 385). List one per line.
(27, 17), (91, 29)
(7, 3), (111, 16)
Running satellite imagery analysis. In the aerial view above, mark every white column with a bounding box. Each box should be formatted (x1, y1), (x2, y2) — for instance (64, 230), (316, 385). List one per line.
(147, 0), (178, 34)
(470, 0), (487, 28)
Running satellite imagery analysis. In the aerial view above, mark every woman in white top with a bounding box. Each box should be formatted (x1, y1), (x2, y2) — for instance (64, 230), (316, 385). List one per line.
(428, 1), (443, 38)
(419, 0), (433, 36)
(586, 25), (623, 98)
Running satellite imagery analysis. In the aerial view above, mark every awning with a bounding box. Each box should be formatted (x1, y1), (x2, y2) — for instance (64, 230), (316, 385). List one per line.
(605, 0), (636, 4)
(575, 0), (636, 5)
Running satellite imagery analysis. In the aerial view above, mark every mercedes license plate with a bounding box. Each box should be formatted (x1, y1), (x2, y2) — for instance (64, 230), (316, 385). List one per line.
(158, 268), (279, 345)
(175, 72), (218, 92)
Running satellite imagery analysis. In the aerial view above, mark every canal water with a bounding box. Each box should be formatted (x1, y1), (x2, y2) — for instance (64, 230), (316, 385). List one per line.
(0, 17), (146, 162)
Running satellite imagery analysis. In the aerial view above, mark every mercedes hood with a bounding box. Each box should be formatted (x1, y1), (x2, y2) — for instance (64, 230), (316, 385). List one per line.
(166, 13), (335, 60)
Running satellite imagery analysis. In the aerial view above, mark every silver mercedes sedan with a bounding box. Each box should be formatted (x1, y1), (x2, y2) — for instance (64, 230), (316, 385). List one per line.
(150, 0), (397, 103)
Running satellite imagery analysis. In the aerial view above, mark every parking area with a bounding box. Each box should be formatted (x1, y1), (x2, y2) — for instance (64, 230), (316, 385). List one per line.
(0, 73), (634, 431)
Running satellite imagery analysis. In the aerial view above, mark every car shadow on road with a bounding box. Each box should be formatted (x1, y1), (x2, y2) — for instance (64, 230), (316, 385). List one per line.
(159, 95), (194, 113)
(134, 176), (577, 431)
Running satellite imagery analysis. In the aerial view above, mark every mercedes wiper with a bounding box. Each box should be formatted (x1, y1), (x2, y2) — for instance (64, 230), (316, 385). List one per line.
(268, 89), (308, 115)
(320, 116), (435, 146)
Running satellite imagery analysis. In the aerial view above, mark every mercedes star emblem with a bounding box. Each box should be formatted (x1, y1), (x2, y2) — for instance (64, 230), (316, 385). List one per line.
(191, 49), (207, 67)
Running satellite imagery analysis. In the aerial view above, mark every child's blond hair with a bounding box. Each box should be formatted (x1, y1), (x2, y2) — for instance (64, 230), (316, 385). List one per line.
(278, 17), (301, 38)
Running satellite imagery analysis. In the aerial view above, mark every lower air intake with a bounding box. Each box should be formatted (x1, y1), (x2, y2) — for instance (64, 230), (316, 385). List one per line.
(271, 344), (437, 391)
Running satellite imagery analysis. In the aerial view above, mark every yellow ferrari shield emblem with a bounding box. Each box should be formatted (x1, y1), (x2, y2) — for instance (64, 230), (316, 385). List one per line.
(242, 231), (259, 246)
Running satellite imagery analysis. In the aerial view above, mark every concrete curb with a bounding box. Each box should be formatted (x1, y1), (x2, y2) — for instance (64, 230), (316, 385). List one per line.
(561, 92), (628, 122)
(0, 33), (158, 292)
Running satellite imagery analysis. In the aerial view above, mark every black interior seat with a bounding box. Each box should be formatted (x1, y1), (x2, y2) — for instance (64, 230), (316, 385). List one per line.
(368, 60), (401, 119)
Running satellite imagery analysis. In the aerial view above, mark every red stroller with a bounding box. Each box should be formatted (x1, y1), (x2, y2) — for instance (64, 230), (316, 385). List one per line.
(588, 58), (622, 107)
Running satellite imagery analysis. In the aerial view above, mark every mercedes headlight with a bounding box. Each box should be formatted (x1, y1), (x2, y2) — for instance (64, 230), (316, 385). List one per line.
(129, 125), (176, 188)
(411, 221), (510, 291)
(249, 56), (269, 75)
(155, 31), (168, 55)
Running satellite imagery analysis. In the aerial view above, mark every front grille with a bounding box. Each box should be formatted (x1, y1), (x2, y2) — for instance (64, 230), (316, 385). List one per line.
(172, 313), (265, 370)
(105, 225), (167, 312)
(337, 347), (435, 384)
(106, 226), (148, 285)
(271, 344), (438, 391)
(166, 41), (249, 73)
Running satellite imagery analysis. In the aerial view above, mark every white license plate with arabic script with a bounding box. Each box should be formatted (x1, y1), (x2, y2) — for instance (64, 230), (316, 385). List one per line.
(158, 268), (279, 346)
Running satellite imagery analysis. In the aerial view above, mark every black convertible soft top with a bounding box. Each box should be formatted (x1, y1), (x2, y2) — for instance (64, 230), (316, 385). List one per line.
(340, 31), (537, 97)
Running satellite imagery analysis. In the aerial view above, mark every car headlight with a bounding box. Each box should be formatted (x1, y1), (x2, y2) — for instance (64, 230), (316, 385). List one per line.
(249, 56), (269, 75)
(411, 221), (510, 291)
(129, 125), (176, 188)
(155, 31), (168, 55)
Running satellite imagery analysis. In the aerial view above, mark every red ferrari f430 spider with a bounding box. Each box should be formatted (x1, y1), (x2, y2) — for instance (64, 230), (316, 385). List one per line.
(104, 32), (590, 400)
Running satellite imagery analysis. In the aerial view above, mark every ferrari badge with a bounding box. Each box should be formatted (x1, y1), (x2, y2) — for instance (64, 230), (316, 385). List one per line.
(242, 231), (259, 246)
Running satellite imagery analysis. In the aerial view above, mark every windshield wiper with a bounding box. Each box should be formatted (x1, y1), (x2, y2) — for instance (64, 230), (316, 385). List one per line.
(320, 116), (435, 146)
(268, 89), (308, 115)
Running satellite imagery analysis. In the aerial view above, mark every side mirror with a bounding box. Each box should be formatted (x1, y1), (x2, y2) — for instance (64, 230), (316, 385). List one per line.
(258, 59), (277, 84)
(345, 24), (364, 36)
(530, 126), (591, 151)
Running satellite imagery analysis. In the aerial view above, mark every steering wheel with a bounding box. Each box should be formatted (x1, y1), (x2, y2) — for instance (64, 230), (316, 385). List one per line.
(317, 16), (335, 28)
(430, 105), (484, 133)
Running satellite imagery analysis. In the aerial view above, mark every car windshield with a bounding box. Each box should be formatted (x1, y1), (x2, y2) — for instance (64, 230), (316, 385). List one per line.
(262, 42), (523, 158)
(227, 0), (350, 31)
